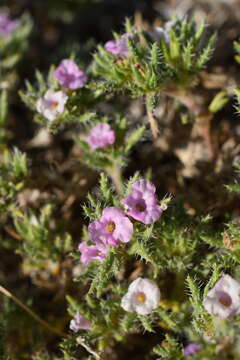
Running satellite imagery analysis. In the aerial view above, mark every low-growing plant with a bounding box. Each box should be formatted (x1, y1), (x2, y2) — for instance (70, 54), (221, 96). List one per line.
(2, 7), (240, 360)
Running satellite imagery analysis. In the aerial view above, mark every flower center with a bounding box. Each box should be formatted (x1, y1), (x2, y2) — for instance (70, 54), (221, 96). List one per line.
(107, 221), (115, 233)
(218, 292), (232, 307)
(135, 202), (146, 212)
(50, 102), (58, 109)
(135, 292), (146, 303)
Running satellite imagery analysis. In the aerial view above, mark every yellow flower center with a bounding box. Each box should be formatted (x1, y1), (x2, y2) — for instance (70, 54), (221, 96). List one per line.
(107, 221), (115, 233)
(136, 292), (146, 303)
(135, 203), (145, 212)
(50, 102), (58, 109)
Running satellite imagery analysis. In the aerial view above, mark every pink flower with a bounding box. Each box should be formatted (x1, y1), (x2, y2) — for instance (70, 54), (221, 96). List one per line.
(0, 13), (18, 37)
(70, 311), (91, 332)
(54, 59), (87, 90)
(88, 207), (133, 246)
(78, 241), (108, 265)
(203, 274), (240, 319)
(87, 123), (115, 150)
(122, 179), (162, 224)
(121, 278), (161, 315)
(104, 33), (134, 57)
(36, 89), (68, 121)
(184, 343), (201, 356)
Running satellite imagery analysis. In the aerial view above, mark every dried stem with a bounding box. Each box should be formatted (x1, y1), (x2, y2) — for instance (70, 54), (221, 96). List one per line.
(76, 336), (103, 360)
(107, 165), (123, 195)
(147, 107), (159, 139)
(0, 284), (66, 337)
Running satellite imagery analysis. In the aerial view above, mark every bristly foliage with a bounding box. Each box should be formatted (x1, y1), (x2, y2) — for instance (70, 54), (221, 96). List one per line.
(91, 17), (216, 97)
(6, 11), (240, 360)
(19, 64), (98, 131)
(0, 148), (28, 215)
(74, 114), (145, 172)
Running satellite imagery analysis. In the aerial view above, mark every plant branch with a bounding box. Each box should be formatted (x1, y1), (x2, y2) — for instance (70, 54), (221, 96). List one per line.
(0, 284), (66, 338)
(146, 107), (159, 139)
(76, 336), (103, 360)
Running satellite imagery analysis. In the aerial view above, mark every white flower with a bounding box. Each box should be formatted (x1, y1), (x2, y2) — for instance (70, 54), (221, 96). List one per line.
(36, 89), (68, 121)
(121, 277), (161, 315)
(203, 274), (240, 319)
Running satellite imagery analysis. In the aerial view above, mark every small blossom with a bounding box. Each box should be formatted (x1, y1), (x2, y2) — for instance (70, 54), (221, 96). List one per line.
(104, 33), (133, 57)
(122, 179), (162, 224)
(78, 241), (108, 265)
(70, 311), (91, 332)
(184, 343), (201, 356)
(36, 89), (68, 121)
(151, 26), (170, 43)
(0, 13), (18, 37)
(88, 207), (133, 246)
(203, 274), (240, 319)
(87, 123), (115, 150)
(150, 21), (174, 44)
(54, 59), (87, 90)
(121, 277), (161, 315)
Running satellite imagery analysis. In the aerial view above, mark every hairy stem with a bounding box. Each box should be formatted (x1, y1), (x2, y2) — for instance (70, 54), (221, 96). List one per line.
(107, 166), (123, 195)
(147, 107), (159, 139)
(0, 284), (66, 337)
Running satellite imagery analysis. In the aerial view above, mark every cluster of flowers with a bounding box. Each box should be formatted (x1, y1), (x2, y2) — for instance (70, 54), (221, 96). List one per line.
(36, 59), (87, 121)
(71, 181), (163, 330)
(69, 278), (203, 358)
(70, 273), (240, 357)
(35, 23), (174, 124)
(79, 179), (163, 265)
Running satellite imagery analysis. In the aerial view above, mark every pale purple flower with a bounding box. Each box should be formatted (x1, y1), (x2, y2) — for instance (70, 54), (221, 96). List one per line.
(121, 278), (161, 315)
(36, 89), (68, 121)
(184, 343), (201, 356)
(54, 59), (87, 90)
(0, 13), (18, 37)
(87, 123), (115, 150)
(104, 33), (134, 57)
(88, 207), (133, 246)
(150, 21), (174, 44)
(78, 241), (108, 265)
(70, 311), (91, 332)
(203, 274), (240, 319)
(122, 179), (162, 224)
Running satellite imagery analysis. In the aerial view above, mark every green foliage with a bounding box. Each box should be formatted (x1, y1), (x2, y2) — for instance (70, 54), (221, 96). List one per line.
(12, 204), (72, 271)
(234, 41), (240, 64)
(92, 17), (216, 97)
(153, 335), (184, 359)
(209, 90), (229, 113)
(74, 115), (145, 173)
(19, 65), (99, 131)
(0, 13), (32, 81)
(0, 148), (28, 214)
